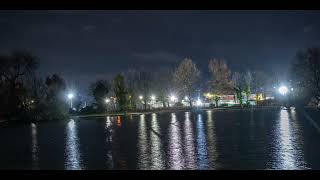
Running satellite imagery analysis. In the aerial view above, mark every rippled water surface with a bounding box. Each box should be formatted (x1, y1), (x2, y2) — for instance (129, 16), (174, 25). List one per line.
(1, 108), (320, 170)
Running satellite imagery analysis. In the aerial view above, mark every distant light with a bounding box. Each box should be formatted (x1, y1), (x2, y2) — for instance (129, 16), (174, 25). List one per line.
(291, 88), (294, 91)
(204, 93), (213, 98)
(105, 98), (110, 103)
(278, 86), (289, 95)
(196, 98), (202, 106)
(139, 95), (143, 100)
(184, 96), (188, 101)
(68, 93), (74, 99)
(151, 95), (156, 101)
(170, 95), (177, 102)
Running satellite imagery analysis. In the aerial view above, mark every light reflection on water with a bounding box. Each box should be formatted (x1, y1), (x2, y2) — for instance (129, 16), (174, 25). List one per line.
(150, 113), (165, 169)
(183, 112), (196, 169)
(272, 109), (307, 170)
(196, 114), (209, 169)
(3, 108), (318, 169)
(137, 114), (150, 169)
(105, 116), (113, 168)
(168, 113), (184, 169)
(31, 123), (39, 170)
(206, 110), (217, 169)
(65, 119), (83, 170)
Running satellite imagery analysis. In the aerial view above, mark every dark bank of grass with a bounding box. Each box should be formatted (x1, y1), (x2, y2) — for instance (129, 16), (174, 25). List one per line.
(71, 105), (283, 118)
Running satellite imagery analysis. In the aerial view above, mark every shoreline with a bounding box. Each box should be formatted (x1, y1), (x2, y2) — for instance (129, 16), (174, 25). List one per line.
(1, 106), (318, 123)
(72, 106), (283, 118)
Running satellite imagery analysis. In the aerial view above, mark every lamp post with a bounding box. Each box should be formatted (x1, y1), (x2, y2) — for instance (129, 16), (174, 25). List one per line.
(278, 86), (289, 96)
(67, 93), (74, 109)
(170, 95), (177, 107)
(105, 98), (110, 113)
(151, 95), (156, 108)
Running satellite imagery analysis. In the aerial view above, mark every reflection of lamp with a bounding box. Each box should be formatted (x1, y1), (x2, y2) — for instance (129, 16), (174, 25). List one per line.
(117, 116), (122, 127)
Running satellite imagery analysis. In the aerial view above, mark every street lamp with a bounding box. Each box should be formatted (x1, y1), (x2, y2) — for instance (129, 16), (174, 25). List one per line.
(151, 95), (156, 108)
(67, 93), (74, 108)
(105, 98), (110, 103)
(170, 95), (177, 102)
(139, 95), (143, 100)
(196, 98), (202, 107)
(278, 86), (289, 95)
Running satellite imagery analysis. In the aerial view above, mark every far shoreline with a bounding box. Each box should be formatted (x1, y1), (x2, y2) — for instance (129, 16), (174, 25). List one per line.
(71, 106), (283, 118)
(1, 106), (318, 124)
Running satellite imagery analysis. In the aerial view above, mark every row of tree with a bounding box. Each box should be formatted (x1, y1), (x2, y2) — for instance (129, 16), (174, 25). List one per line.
(87, 58), (276, 112)
(290, 47), (320, 106)
(0, 51), (69, 120)
(1, 46), (319, 121)
(88, 45), (320, 112)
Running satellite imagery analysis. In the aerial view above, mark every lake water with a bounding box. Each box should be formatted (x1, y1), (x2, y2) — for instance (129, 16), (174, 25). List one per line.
(1, 108), (320, 170)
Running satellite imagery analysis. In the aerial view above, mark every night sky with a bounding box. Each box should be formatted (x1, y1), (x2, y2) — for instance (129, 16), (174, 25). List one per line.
(1, 10), (320, 96)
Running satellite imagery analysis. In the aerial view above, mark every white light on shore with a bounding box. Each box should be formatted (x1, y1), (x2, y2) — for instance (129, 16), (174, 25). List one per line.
(139, 95), (143, 100)
(170, 95), (177, 102)
(196, 98), (202, 106)
(105, 98), (110, 103)
(279, 86), (289, 95)
(68, 93), (74, 99)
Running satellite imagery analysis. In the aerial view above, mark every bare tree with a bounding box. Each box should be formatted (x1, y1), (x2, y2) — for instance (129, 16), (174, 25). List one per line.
(130, 70), (153, 110)
(89, 79), (110, 111)
(174, 58), (200, 107)
(291, 47), (320, 105)
(113, 74), (128, 112)
(232, 72), (245, 107)
(208, 59), (233, 107)
(152, 68), (174, 108)
(244, 70), (252, 105)
(0, 50), (39, 116)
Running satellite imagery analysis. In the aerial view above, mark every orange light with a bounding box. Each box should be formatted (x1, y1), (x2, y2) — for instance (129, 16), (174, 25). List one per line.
(117, 116), (122, 127)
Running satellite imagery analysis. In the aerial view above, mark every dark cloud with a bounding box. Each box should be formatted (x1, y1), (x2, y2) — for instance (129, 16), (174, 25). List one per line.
(303, 25), (314, 33)
(132, 51), (181, 63)
(82, 25), (96, 32)
(1, 10), (320, 93)
(0, 18), (8, 23)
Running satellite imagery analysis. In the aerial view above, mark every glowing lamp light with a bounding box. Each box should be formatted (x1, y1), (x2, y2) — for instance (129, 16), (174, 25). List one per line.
(170, 95), (177, 102)
(196, 98), (202, 106)
(105, 98), (110, 103)
(139, 95), (143, 100)
(67, 93), (74, 99)
(278, 86), (289, 95)
(184, 96), (188, 101)
(151, 95), (156, 101)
